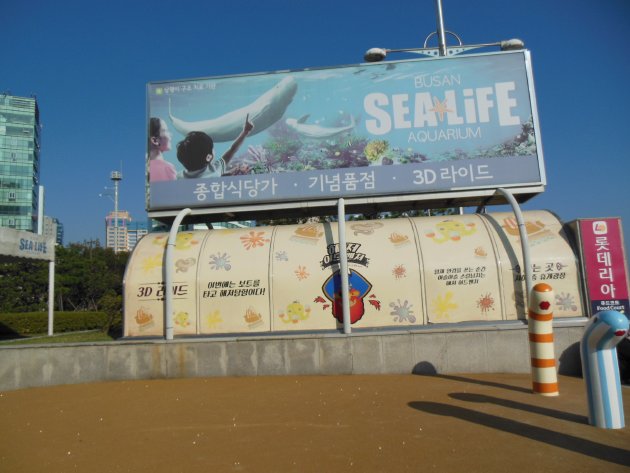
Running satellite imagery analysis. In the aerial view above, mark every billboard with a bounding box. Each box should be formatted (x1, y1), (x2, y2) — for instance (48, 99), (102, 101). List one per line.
(147, 51), (544, 215)
(0, 227), (55, 262)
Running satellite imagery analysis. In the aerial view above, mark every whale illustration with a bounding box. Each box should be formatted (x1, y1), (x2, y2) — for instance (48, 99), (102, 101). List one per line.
(168, 76), (298, 142)
(285, 114), (356, 139)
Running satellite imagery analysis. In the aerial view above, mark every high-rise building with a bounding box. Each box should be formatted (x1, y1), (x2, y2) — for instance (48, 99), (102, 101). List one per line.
(43, 216), (64, 246)
(105, 210), (130, 252)
(105, 210), (148, 252)
(127, 220), (149, 250)
(0, 94), (41, 232)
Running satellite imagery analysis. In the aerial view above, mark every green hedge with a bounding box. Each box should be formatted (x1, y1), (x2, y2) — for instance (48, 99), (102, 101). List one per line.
(0, 311), (109, 335)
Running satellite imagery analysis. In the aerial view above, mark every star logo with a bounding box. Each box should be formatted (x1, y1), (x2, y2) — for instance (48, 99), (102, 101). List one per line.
(430, 97), (453, 122)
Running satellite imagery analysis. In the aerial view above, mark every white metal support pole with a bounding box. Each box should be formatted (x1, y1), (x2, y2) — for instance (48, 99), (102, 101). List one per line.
(434, 0), (448, 56)
(497, 188), (533, 303)
(164, 208), (191, 340)
(48, 261), (55, 336)
(37, 186), (55, 336)
(337, 198), (351, 334)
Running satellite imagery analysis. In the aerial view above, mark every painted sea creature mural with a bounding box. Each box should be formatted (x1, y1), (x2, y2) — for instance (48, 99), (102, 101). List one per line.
(432, 291), (458, 320)
(474, 246), (488, 257)
(275, 251), (289, 261)
(502, 217), (546, 237)
(240, 231), (270, 250)
(501, 217), (553, 245)
(169, 76), (298, 142)
(209, 252), (232, 271)
(555, 292), (578, 312)
(390, 300), (416, 323)
(425, 220), (476, 243)
(175, 257), (196, 273)
(134, 307), (154, 329)
(476, 293), (496, 315)
(322, 270), (373, 324)
(285, 114), (356, 139)
(351, 221), (384, 236)
(141, 254), (162, 272)
(151, 232), (199, 250)
(279, 301), (311, 324)
(389, 232), (410, 247)
(124, 211), (583, 336)
(291, 224), (324, 243)
(244, 307), (264, 329)
(205, 310), (223, 329)
(174, 311), (191, 327)
(294, 265), (310, 281)
(392, 264), (407, 279)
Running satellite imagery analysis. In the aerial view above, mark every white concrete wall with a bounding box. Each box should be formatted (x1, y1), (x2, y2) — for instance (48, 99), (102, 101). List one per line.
(0, 319), (586, 392)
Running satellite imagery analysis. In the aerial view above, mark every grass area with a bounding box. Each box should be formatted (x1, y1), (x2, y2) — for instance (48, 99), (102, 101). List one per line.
(0, 330), (115, 346)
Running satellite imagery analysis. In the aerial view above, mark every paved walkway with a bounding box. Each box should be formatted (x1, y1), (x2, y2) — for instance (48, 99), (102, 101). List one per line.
(1, 374), (628, 472)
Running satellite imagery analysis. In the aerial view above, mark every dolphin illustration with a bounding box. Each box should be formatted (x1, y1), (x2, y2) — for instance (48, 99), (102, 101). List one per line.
(285, 114), (356, 139)
(168, 76), (298, 142)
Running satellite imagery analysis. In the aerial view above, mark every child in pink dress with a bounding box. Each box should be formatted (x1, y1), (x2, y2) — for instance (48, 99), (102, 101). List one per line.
(148, 118), (176, 182)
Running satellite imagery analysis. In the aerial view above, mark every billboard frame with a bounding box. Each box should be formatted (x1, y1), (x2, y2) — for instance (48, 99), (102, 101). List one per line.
(147, 50), (546, 224)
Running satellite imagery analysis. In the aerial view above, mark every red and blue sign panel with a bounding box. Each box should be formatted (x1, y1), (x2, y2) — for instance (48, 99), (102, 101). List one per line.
(578, 218), (630, 316)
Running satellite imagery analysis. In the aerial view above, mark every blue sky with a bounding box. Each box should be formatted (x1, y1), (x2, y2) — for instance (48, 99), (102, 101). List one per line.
(4, 0), (630, 253)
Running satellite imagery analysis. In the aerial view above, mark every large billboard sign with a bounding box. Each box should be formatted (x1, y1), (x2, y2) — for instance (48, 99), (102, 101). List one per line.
(146, 51), (544, 215)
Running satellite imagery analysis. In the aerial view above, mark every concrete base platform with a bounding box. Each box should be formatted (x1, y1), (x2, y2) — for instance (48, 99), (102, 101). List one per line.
(0, 318), (586, 391)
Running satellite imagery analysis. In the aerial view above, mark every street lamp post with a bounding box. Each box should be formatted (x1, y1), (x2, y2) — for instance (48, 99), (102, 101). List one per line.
(363, 0), (524, 62)
(110, 171), (122, 254)
(434, 0), (447, 56)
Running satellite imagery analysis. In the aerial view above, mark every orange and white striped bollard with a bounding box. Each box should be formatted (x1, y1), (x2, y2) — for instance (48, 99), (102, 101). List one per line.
(528, 283), (559, 396)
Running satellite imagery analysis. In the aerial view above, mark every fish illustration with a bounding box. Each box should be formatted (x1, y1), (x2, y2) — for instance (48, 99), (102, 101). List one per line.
(168, 76), (298, 142)
(285, 114), (356, 139)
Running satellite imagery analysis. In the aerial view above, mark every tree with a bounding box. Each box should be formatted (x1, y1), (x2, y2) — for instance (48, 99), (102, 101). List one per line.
(0, 240), (129, 313)
(55, 242), (128, 311)
(98, 290), (122, 337)
(0, 260), (48, 312)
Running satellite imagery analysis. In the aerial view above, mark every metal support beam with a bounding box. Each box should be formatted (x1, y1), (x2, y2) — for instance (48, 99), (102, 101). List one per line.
(434, 0), (448, 56)
(48, 261), (55, 336)
(337, 199), (351, 334)
(497, 188), (533, 303)
(164, 208), (191, 340)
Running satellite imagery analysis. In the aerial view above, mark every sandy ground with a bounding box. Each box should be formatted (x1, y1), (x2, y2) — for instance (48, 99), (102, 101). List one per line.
(0, 373), (628, 473)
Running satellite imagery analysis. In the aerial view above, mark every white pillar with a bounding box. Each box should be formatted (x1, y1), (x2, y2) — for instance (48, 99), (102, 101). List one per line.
(337, 199), (351, 334)
(164, 208), (191, 340)
(497, 188), (533, 303)
(48, 261), (55, 336)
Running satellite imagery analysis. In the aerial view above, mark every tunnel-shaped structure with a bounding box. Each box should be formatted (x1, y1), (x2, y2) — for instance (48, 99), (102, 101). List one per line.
(123, 210), (583, 337)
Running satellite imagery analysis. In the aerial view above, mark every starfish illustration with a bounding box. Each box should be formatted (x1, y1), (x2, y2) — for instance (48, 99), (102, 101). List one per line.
(430, 97), (453, 122)
(240, 231), (270, 250)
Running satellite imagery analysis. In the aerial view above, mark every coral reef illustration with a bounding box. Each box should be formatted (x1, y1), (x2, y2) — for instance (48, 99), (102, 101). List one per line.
(223, 115), (536, 176)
